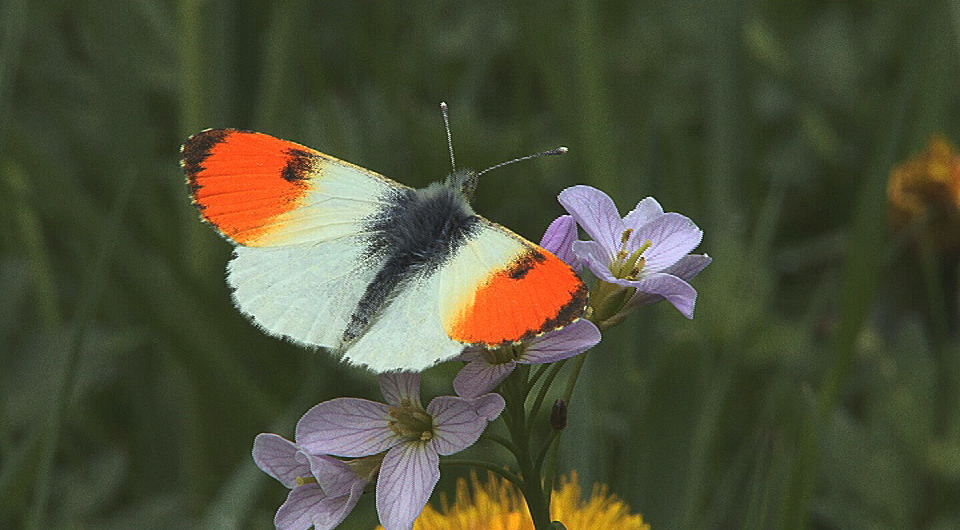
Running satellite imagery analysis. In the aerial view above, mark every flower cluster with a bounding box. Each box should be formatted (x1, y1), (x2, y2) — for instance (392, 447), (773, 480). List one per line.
(254, 186), (708, 529)
(255, 372), (504, 530)
(559, 185), (710, 327)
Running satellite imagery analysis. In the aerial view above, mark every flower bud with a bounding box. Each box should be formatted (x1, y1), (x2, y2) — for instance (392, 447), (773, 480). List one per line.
(550, 399), (567, 431)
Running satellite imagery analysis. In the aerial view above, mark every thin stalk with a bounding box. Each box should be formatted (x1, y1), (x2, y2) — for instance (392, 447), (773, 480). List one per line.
(501, 371), (552, 530)
(530, 359), (568, 420)
(527, 363), (552, 395)
(441, 459), (524, 491)
(543, 350), (592, 509)
(480, 433), (521, 458)
(560, 352), (589, 404)
(534, 429), (560, 474)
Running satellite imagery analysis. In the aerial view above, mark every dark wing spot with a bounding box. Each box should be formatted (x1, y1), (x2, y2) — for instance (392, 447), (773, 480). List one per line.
(282, 148), (318, 183)
(182, 129), (231, 176)
(542, 281), (588, 330)
(507, 249), (547, 280)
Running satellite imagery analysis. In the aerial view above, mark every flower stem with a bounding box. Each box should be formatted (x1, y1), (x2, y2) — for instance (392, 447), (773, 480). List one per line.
(440, 459), (524, 490)
(530, 359), (568, 420)
(560, 350), (589, 404)
(501, 370), (554, 530)
(479, 433), (521, 458)
(527, 363), (552, 394)
(543, 345), (592, 506)
(534, 429), (560, 473)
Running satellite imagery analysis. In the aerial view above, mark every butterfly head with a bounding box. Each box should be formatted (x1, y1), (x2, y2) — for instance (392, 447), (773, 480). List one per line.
(445, 168), (480, 201)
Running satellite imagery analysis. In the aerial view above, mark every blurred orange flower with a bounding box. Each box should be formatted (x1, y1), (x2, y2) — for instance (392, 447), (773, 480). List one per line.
(887, 135), (960, 251)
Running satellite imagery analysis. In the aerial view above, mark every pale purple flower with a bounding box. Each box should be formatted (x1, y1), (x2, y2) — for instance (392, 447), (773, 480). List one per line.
(453, 319), (601, 398)
(252, 433), (371, 530)
(540, 214), (581, 271)
(558, 185), (710, 318)
(295, 372), (504, 530)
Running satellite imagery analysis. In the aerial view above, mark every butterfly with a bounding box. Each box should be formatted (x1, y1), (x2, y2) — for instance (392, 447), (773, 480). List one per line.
(181, 115), (587, 372)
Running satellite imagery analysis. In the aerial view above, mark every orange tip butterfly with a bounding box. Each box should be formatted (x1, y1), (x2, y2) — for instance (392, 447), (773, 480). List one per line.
(181, 104), (587, 372)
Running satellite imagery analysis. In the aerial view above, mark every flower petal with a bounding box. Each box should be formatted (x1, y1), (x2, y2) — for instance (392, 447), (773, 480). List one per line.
(253, 433), (310, 488)
(572, 240), (618, 282)
(558, 185), (624, 254)
(303, 452), (359, 498)
(322, 478), (368, 530)
(453, 359), (516, 398)
(376, 442), (440, 530)
(296, 398), (401, 457)
(274, 484), (328, 530)
(453, 346), (484, 363)
(427, 394), (505, 455)
(622, 197), (664, 229)
(661, 253), (712, 281)
(379, 371), (421, 408)
(539, 215), (581, 270)
(519, 319), (601, 364)
(636, 272), (698, 318)
(629, 212), (702, 272)
(276, 480), (364, 530)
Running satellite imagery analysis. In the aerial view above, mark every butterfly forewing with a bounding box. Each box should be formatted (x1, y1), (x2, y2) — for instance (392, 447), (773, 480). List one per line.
(183, 128), (404, 247)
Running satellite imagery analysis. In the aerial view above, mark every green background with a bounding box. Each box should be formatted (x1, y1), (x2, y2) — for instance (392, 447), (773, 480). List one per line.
(3, 1), (960, 529)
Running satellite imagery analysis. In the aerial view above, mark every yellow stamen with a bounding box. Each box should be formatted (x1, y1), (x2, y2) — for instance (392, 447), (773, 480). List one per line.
(296, 476), (318, 486)
(611, 239), (652, 280)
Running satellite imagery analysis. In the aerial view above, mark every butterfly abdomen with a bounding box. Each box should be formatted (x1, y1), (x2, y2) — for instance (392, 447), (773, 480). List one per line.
(343, 184), (481, 344)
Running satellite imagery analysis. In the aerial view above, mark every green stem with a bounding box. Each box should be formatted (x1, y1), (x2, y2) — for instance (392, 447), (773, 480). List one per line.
(544, 346), (592, 506)
(527, 363), (552, 394)
(530, 359), (568, 420)
(534, 429), (560, 474)
(501, 370), (552, 530)
(26, 167), (137, 530)
(440, 459), (525, 490)
(480, 433), (521, 458)
(560, 351), (589, 404)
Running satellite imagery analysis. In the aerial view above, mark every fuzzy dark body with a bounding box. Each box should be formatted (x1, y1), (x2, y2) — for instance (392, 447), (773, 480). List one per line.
(343, 182), (481, 343)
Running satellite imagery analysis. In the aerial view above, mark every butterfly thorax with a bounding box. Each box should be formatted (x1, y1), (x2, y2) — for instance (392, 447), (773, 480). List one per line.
(345, 182), (481, 344)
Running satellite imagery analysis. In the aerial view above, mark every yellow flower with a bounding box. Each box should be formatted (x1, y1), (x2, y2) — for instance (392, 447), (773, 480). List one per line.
(375, 471), (649, 530)
(887, 134), (960, 251)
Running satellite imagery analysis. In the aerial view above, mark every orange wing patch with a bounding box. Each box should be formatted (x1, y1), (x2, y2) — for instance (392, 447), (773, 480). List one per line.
(447, 247), (587, 344)
(182, 129), (318, 245)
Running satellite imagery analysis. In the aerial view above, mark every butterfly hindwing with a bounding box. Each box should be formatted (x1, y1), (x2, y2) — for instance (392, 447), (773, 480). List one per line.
(439, 220), (588, 345)
(329, 221), (588, 372)
(227, 239), (380, 352)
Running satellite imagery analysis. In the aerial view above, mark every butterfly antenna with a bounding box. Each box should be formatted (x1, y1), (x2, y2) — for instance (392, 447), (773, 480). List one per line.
(440, 102), (456, 172)
(476, 146), (569, 178)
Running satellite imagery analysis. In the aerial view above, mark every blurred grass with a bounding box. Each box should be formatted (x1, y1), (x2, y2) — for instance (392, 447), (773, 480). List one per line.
(2, 1), (960, 529)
